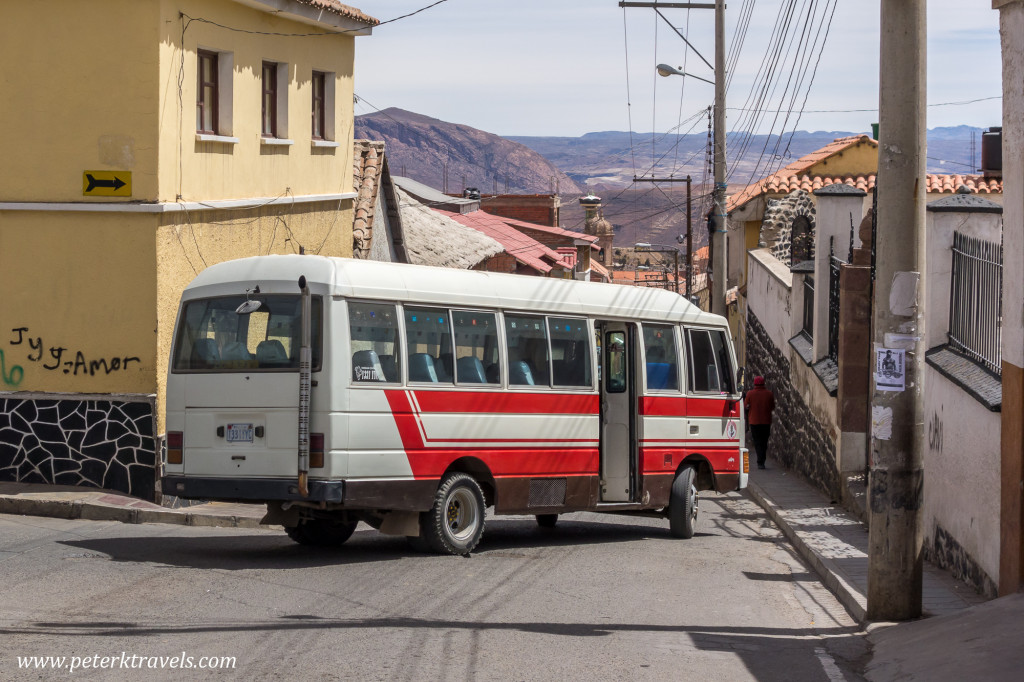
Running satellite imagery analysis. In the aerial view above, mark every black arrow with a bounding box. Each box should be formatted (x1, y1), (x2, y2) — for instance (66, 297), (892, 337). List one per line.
(86, 174), (126, 192)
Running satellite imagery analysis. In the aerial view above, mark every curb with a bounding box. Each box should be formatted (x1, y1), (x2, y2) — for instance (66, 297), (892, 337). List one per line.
(0, 496), (264, 530)
(746, 480), (868, 624)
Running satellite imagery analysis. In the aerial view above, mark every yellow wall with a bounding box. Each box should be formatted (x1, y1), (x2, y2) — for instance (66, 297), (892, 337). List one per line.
(0, 211), (157, 393)
(152, 200), (353, 429)
(0, 1), (161, 202)
(157, 0), (357, 202)
(806, 140), (879, 177)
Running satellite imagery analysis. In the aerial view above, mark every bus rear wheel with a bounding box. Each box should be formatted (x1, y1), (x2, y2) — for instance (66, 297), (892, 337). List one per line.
(285, 519), (358, 546)
(669, 465), (698, 539)
(421, 472), (486, 555)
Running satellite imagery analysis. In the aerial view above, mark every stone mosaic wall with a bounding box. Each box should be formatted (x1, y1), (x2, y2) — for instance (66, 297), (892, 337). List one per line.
(746, 312), (840, 500)
(926, 525), (998, 598)
(0, 395), (157, 501)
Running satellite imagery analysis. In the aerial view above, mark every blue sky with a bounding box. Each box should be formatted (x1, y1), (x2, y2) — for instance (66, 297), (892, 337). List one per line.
(352, 1), (1002, 137)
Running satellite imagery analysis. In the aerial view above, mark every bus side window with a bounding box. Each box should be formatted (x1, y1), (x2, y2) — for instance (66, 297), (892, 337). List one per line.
(349, 301), (400, 383)
(642, 323), (679, 391)
(548, 317), (591, 388)
(453, 310), (499, 385)
(405, 306), (454, 385)
(686, 328), (731, 394)
(505, 314), (549, 387)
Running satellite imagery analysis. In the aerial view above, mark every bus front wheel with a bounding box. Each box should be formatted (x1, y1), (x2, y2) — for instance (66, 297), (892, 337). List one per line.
(422, 472), (486, 555)
(285, 519), (358, 546)
(669, 466), (698, 539)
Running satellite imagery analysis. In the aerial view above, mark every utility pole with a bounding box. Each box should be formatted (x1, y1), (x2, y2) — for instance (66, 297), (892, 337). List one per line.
(867, 0), (926, 621)
(619, 2), (722, 308)
(710, 0), (727, 316)
(632, 175), (692, 297)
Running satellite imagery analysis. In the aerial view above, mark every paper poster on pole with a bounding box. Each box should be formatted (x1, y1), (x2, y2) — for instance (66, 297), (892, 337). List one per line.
(875, 347), (905, 392)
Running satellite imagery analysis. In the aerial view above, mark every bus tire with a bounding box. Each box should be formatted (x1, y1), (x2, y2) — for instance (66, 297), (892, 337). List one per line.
(285, 519), (358, 546)
(423, 473), (486, 555)
(535, 514), (558, 529)
(669, 466), (698, 539)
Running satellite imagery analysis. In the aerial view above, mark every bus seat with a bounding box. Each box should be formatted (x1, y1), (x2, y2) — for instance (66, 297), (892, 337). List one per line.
(509, 360), (535, 386)
(352, 349), (386, 382)
(457, 356), (487, 383)
(436, 353), (454, 382)
(646, 362), (676, 390)
(190, 338), (220, 368)
(378, 354), (398, 382)
(408, 353), (439, 383)
(256, 340), (288, 366)
(220, 341), (252, 363)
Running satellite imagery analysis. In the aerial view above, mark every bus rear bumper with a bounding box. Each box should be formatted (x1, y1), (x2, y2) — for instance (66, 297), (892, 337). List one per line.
(162, 475), (344, 504)
(161, 475), (437, 510)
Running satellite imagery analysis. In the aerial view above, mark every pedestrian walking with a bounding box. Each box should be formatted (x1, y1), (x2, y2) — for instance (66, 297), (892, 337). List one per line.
(745, 375), (775, 469)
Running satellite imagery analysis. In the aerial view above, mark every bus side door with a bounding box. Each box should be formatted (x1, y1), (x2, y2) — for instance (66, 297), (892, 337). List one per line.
(597, 321), (638, 502)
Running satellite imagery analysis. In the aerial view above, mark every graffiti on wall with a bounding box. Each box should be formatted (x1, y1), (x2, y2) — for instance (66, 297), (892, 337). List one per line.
(928, 408), (943, 453)
(5, 327), (140, 385)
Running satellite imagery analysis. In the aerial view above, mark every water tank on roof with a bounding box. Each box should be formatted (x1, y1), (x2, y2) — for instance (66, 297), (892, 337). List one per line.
(981, 127), (1001, 178)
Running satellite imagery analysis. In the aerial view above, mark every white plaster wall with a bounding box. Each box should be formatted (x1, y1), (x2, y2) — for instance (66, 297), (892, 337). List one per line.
(747, 248), (793, 352)
(999, 0), (1024, 369)
(812, 194), (867, 360)
(924, 209), (1003, 349)
(922, 367), (1001, 583)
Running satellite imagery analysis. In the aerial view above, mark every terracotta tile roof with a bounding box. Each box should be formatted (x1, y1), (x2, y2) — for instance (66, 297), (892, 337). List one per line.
(294, 1), (379, 25)
(507, 220), (598, 244)
(435, 209), (568, 274)
(727, 135), (875, 212)
(727, 134), (1002, 213)
(926, 174), (1002, 194)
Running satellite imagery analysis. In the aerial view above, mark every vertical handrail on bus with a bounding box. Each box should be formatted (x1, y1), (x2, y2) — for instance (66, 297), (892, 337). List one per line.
(297, 275), (311, 498)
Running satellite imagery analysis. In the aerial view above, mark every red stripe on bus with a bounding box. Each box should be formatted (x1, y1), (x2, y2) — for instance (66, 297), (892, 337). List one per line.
(412, 390), (599, 415)
(384, 390), (425, 451)
(406, 447), (600, 478)
(640, 446), (741, 475)
(639, 396), (740, 418)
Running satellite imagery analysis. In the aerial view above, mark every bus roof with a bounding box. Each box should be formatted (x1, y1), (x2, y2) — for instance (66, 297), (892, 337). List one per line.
(182, 255), (723, 327)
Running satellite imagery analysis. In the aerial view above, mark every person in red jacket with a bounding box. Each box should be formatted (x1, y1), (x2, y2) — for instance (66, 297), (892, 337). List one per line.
(745, 375), (775, 470)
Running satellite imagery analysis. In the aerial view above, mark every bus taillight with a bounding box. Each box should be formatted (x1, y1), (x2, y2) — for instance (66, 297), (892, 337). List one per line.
(167, 431), (183, 465)
(310, 433), (324, 468)
(742, 449), (749, 474)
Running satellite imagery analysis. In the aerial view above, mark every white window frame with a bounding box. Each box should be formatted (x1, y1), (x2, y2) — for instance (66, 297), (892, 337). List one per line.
(195, 48), (237, 144)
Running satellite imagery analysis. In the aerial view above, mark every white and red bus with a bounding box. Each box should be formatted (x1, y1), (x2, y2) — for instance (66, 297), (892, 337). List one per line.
(163, 255), (747, 554)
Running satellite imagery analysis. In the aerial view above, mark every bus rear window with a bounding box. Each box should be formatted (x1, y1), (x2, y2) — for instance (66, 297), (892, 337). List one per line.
(172, 295), (322, 372)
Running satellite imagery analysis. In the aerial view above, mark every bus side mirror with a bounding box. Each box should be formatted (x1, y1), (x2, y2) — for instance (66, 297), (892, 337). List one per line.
(736, 367), (746, 394)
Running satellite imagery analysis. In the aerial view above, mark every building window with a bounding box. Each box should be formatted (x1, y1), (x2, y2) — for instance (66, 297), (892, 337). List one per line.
(262, 62), (277, 137)
(311, 71), (326, 140)
(197, 50), (218, 134)
(195, 49), (235, 141)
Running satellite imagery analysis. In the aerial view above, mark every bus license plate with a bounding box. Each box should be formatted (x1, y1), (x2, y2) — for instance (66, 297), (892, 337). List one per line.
(226, 423), (254, 443)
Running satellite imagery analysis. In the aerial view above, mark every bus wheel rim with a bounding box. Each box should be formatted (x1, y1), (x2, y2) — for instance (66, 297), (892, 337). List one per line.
(446, 488), (478, 541)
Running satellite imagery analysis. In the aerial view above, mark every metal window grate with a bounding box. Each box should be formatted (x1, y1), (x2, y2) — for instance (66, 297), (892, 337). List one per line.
(948, 231), (1003, 375)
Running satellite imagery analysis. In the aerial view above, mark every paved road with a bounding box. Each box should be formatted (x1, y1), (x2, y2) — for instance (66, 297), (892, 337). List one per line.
(0, 493), (866, 681)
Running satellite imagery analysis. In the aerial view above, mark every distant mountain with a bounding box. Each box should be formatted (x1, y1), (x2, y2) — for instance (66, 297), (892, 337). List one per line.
(354, 108), (581, 195)
(356, 107), (990, 251)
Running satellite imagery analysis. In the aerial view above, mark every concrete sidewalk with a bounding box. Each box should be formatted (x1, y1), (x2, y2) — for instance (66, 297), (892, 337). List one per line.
(0, 482), (266, 529)
(745, 467), (1024, 680)
(746, 466), (986, 623)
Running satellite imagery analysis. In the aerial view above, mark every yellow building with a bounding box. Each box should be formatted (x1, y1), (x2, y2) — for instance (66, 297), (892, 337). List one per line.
(0, 0), (376, 499)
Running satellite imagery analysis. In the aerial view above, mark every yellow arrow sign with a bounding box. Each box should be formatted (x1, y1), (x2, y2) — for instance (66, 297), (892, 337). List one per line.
(83, 171), (132, 197)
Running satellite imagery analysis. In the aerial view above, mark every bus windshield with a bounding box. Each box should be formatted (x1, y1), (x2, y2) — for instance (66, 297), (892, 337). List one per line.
(171, 295), (322, 372)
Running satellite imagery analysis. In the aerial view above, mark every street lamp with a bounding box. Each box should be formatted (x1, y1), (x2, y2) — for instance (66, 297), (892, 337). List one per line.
(656, 64), (714, 85)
